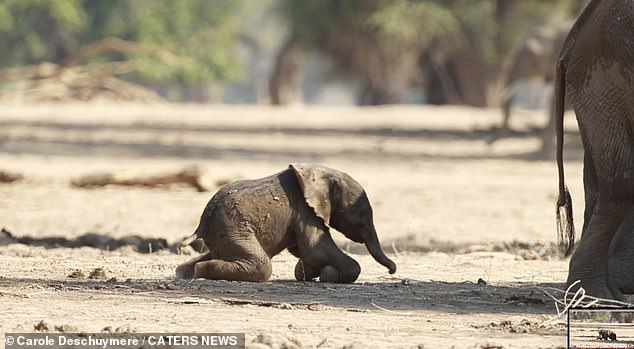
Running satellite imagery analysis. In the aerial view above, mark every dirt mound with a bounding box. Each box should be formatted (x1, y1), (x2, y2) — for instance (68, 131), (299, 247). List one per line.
(0, 62), (163, 103)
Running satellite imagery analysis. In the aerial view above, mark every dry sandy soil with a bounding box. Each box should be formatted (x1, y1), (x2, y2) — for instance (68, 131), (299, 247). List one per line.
(0, 103), (594, 348)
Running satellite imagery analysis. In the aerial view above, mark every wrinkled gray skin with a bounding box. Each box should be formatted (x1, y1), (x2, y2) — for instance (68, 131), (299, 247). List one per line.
(175, 164), (396, 283)
(556, 0), (634, 300)
(492, 22), (571, 151)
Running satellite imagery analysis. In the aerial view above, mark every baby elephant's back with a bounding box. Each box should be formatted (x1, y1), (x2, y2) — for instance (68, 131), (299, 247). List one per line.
(196, 169), (298, 256)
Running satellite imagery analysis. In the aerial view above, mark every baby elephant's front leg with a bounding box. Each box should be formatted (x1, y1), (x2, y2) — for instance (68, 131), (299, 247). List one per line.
(296, 224), (362, 283)
(294, 258), (360, 283)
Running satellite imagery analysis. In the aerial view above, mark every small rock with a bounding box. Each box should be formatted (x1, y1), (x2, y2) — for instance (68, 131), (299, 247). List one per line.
(250, 333), (300, 349)
(114, 325), (135, 333)
(67, 270), (86, 279)
(88, 267), (107, 280)
(273, 303), (293, 310)
(521, 250), (539, 260)
(54, 324), (79, 333)
(34, 320), (50, 332)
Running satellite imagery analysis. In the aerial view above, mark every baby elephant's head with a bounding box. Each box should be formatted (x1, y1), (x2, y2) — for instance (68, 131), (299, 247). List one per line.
(290, 164), (397, 274)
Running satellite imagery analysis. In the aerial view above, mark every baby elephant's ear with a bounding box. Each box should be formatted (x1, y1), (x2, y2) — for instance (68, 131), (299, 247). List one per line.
(289, 164), (332, 224)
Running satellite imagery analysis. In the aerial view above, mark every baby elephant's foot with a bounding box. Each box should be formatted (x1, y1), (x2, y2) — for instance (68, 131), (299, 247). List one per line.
(175, 252), (214, 279)
(294, 262), (343, 283)
(295, 259), (360, 283)
(318, 265), (340, 283)
(319, 265), (360, 283)
(295, 260), (320, 281)
(175, 263), (195, 279)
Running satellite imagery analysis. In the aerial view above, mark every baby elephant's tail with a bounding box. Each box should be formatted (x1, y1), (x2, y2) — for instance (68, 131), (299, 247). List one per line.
(175, 223), (205, 250)
(180, 231), (198, 247)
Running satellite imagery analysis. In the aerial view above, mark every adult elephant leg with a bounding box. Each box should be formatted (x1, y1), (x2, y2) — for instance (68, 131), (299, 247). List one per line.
(609, 211), (634, 294)
(578, 153), (633, 296)
(194, 236), (272, 282)
(568, 199), (631, 300)
(582, 152), (597, 234)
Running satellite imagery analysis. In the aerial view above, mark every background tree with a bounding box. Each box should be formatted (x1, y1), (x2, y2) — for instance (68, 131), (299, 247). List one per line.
(0, 0), (590, 104)
(272, 0), (588, 106)
(0, 0), (245, 101)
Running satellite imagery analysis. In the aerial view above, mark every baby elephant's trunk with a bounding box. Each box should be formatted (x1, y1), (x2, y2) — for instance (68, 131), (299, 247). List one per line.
(364, 226), (397, 274)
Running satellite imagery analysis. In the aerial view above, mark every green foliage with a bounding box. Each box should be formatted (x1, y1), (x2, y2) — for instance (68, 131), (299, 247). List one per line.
(367, 1), (459, 46)
(0, 0), (244, 84)
(0, 0), (86, 65)
(280, 0), (584, 64)
(277, 0), (587, 105)
(570, 310), (610, 323)
(108, 0), (243, 83)
(280, 0), (458, 51)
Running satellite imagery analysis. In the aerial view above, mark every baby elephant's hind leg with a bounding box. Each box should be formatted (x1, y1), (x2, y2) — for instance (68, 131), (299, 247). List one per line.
(175, 252), (213, 279)
(195, 236), (272, 282)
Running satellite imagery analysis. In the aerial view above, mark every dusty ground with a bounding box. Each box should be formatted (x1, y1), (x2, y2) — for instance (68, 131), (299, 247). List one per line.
(570, 322), (634, 347)
(0, 103), (590, 348)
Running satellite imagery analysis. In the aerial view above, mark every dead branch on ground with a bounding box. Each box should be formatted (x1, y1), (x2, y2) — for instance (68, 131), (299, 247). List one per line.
(71, 166), (234, 192)
(0, 170), (23, 183)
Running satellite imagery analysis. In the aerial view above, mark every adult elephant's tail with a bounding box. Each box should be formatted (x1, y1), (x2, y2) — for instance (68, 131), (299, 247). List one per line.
(555, 57), (575, 256)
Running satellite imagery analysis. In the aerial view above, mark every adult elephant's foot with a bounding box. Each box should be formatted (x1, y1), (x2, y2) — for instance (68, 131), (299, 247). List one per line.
(607, 275), (627, 301)
(566, 274), (625, 301)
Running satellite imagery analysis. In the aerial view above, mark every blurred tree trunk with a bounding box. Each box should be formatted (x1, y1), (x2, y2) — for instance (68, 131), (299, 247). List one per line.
(421, 45), (501, 107)
(425, 0), (508, 107)
(420, 46), (462, 105)
(357, 85), (401, 105)
(269, 38), (304, 105)
(183, 84), (212, 103)
(447, 50), (501, 107)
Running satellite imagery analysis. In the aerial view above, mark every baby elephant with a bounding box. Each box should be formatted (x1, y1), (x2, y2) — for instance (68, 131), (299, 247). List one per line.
(175, 164), (396, 283)
(598, 329), (617, 341)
